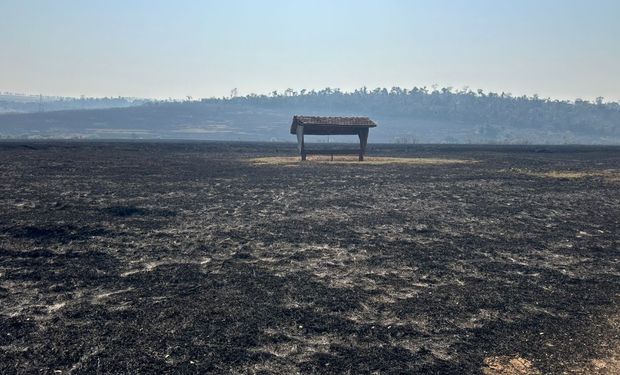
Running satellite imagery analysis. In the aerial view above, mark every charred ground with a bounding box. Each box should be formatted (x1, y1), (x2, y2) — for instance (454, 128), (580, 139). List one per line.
(0, 142), (619, 374)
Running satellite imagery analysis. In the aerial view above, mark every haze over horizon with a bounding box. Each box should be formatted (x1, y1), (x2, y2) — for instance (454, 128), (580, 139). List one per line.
(1, 0), (619, 101)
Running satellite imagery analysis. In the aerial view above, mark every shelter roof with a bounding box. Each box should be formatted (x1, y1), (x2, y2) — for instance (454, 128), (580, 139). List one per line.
(290, 116), (377, 134)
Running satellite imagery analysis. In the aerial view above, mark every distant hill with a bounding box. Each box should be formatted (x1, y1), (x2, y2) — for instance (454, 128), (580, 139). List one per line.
(0, 88), (619, 144)
(0, 92), (148, 114)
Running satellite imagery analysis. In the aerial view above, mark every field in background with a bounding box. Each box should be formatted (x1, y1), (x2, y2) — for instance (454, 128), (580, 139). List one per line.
(0, 142), (619, 374)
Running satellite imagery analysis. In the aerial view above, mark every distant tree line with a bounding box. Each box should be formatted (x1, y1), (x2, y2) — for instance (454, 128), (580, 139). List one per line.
(1, 87), (618, 143)
(197, 87), (620, 137)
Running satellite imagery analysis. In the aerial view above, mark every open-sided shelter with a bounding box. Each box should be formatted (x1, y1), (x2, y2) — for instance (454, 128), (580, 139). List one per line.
(290, 116), (378, 161)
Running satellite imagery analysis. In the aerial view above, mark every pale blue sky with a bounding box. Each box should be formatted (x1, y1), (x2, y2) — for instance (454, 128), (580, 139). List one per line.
(1, 0), (619, 100)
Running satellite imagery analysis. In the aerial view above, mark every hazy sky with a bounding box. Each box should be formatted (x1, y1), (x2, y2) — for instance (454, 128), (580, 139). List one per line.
(1, 0), (619, 100)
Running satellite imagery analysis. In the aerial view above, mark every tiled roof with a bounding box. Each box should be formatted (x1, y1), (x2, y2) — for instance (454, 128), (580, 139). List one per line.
(293, 116), (377, 127)
(290, 116), (377, 134)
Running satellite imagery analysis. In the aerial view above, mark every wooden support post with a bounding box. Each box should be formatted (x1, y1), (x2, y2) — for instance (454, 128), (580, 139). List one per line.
(358, 128), (369, 161)
(296, 125), (306, 161)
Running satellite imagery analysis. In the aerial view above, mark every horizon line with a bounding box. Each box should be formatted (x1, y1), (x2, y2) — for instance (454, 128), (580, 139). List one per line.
(2, 85), (619, 105)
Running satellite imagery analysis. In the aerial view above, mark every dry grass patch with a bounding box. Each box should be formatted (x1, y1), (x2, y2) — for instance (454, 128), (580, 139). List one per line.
(483, 356), (542, 375)
(512, 168), (620, 182)
(249, 156), (475, 166)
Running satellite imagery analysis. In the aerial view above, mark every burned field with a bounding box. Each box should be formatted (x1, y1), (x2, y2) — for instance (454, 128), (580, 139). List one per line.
(0, 142), (619, 374)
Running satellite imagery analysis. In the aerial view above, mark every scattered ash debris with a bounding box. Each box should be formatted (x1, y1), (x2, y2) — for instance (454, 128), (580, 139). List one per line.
(0, 142), (618, 374)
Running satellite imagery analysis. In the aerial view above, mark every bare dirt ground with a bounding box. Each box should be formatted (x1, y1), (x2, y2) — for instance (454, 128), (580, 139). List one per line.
(0, 141), (619, 374)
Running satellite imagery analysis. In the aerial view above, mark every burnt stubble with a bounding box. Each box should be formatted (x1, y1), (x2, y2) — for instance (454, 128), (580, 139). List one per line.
(0, 142), (619, 374)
